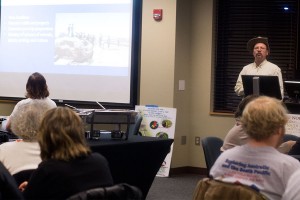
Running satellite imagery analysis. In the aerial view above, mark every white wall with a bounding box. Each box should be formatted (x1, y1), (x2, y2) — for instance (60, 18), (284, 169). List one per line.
(140, 0), (235, 168)
(140, 1), (176, 106)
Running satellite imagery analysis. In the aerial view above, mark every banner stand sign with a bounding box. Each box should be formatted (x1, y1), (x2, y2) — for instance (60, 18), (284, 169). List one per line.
(285, 114), (300, 137)
(135, 105), (176, 177)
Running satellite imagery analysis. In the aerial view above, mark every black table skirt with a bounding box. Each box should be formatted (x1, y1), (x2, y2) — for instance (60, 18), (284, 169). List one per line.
(88, 135), (174, 199)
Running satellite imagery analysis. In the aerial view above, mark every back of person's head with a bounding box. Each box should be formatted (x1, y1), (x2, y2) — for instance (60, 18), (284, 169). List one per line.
(38, 107), (91, 161)
(241, 96), (288, 141)
(234, 95), (259, 118)
(11, 101), (53, 142)
(26, 72), (49, 99)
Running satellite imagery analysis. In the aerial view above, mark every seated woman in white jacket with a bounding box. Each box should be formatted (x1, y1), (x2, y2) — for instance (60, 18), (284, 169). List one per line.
(0, 101), (54, 184)
(5, 72), (56, 131)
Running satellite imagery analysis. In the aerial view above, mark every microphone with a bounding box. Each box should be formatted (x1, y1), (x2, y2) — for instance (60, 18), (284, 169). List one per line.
(96, 101), (106, 110)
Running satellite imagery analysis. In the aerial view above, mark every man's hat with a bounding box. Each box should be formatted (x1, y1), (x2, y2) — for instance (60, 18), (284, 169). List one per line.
(246, 36), (270, 53)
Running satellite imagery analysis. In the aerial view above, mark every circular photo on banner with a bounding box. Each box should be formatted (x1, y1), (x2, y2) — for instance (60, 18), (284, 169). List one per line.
(150, 121), (159, 129)
(162, 119), (172, 128)
(156, 132), (169, 139)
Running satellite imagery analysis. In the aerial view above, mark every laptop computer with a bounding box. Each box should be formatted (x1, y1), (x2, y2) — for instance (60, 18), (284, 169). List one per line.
(242, 75), (282, 100)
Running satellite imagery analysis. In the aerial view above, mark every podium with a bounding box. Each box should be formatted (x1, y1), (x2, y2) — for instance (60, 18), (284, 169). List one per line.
(242, 75), (282, 100)
(77, 109), (138, 140)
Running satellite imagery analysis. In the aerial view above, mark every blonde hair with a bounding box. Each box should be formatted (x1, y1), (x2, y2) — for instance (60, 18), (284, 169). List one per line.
(11, 101), (53, 142)
(241, 96), (288, 141)
(38, 107), (90, 161)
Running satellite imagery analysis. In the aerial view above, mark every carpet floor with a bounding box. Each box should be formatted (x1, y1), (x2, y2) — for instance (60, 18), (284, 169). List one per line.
(146, 173), (205, 200)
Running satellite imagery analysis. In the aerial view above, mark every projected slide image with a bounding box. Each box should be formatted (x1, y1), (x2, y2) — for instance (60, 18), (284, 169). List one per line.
(0, 4), (133, 76)
(54, 13), (131, 67)
(0, 1), (137, 105)
(54, 33), (94, 65)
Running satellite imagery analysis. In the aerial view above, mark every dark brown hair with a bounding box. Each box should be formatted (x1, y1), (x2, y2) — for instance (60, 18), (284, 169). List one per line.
(234, 95), (259, 118)
(25, 72), (49, 99)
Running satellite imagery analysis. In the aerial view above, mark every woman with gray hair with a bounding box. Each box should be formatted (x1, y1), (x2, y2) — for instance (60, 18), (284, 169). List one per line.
(5, 72), (56, 131)
(0, 101), (54, 182)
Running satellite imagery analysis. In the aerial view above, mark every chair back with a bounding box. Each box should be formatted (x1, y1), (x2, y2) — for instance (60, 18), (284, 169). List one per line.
(193, 178), (267, 200)
(201, 136), (223, 177)
(283, 134), (299, 142)
(66, 183), (142, 200)
(128, 113), (143, 137)
(0, 162), (24, 200)
(287, 134), (300, 156)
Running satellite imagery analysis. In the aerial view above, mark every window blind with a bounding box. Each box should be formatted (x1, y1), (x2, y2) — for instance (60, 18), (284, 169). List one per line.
(213, 0), (298, 113)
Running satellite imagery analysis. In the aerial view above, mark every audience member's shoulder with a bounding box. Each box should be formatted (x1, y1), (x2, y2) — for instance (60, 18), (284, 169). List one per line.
(35, 159), (72, 174)
(282, 169), (300, 200)
(32, 97), (56, 107)
(0, 140), (20, 149)
(47, 97), (57, 107)
(280, 153), (300, 166)
(218, 145), (243, 157)
(91, 152), (107, 160)
(291, 168), (300, 177)
(16, 98), (31, 105)
(89, 153), (110, 166)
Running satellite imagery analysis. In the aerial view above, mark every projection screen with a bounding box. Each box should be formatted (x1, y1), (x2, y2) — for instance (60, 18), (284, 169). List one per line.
(0, 0), (141, 108)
